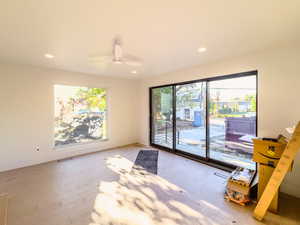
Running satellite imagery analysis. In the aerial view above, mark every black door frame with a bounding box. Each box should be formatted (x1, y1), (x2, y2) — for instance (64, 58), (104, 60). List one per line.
(149, 70), (258, 171)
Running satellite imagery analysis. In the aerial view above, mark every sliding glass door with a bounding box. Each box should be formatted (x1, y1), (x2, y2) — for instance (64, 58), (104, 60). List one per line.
(151, 86), (173, 149)
(175, 82), (206, 157)
(150, 71), (257, 169)
(208, 76), (256, 169)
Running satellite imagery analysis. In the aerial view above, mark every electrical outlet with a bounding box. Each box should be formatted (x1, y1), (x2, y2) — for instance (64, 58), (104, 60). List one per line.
(36, 146), (40, 152)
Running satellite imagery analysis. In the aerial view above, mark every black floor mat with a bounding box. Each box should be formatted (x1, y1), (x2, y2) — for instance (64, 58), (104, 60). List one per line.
(131, 150), (159, 175)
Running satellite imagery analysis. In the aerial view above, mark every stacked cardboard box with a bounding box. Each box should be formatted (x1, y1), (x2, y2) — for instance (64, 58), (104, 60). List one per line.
(225, 167), (256, 206)
(252, 136), (292, 213)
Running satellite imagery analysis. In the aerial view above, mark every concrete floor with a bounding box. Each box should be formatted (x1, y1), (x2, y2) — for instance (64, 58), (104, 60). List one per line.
(0, 145), (299, 225)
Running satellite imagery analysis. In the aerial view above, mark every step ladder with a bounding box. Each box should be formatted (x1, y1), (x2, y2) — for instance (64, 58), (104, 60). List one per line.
(253, 122), (300, 221)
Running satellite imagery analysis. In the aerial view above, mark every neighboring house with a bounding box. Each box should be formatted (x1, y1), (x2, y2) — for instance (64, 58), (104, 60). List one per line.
(177, 99), (252, 122)
(177, 105), (202, 121)
(177, 95), (204, 123)
(217, 101), (251, 113)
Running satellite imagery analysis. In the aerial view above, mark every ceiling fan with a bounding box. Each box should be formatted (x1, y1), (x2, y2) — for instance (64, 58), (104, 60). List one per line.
(89, 37), (142, 68)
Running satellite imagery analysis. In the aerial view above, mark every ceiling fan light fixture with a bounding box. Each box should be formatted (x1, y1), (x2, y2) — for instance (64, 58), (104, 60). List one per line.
(88, 36), (143, 69)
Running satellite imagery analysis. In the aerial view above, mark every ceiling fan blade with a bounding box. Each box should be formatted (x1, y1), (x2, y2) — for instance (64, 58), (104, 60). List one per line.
(90, 61), (109, 70)
(88, 55), (112, 71)
(124, 54), (141, 61)
(125, 60), (142, 67)
(123, 54), (143, 66)
(88, 55), (112, 63)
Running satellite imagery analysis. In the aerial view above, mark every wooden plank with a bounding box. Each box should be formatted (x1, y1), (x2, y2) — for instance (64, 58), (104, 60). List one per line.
(0, 194), (8, 225)
(258, 165), (278, 213)
(253, 122), (300, 221)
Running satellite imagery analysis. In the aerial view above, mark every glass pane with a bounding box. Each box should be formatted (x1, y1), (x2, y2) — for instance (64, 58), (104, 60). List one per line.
(175, 82), (206, 157)
(151, 86), (173, 148)
(54, 85), (107, 147)
(209, 76), (256, 169)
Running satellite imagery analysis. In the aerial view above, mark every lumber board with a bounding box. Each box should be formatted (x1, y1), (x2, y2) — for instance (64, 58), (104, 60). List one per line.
(253, 122), (300, 221)
(0, 194), (8, 225)
(258, 165), (278, 213)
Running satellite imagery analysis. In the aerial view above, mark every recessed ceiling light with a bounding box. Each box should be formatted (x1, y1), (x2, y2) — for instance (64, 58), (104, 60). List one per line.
(197, 47), (207, 53)
(44, 54), (54, 59)
(131, 70), (137, 74)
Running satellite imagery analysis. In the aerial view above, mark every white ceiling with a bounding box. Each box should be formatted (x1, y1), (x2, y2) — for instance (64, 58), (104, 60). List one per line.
(1, 0), (300, 79)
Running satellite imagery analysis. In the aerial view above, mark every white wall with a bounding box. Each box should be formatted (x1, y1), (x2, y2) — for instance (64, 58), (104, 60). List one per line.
(138, 43), (300, 197)
(0, 63), (139, 172)
(1, 42), (300, 198)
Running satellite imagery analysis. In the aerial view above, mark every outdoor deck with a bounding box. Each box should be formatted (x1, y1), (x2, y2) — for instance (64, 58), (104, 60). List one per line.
(153, 121), (255, 170)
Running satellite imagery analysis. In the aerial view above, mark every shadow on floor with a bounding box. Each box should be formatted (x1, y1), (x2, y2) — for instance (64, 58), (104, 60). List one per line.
(90, 154), (233, 225)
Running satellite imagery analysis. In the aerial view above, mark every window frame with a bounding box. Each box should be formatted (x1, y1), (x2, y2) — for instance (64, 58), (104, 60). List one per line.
(53, 84), (109, 150)
(149, 70), (258, 171)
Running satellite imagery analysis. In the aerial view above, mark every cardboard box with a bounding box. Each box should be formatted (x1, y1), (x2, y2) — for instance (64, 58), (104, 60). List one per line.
(225, 167), (255, 206)
(252, 138), (286, 167)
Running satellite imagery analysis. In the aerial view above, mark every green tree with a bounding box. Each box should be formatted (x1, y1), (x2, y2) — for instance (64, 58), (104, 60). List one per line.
(76, 88), (106, 111)
(152, 87), (172, 116)
(245, 94), (256, 112)
(251, 97), (256, 112)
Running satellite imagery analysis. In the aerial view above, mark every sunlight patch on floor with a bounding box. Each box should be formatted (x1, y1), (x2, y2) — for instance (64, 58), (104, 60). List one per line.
(88, 154), (234, 225)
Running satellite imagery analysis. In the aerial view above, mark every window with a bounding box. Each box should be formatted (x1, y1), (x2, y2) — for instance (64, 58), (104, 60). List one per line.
(54, 85), (107, 147)
(150, 71), (257, 170)
(151, 86), (173, 149)
(184, 108), (191, 120)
